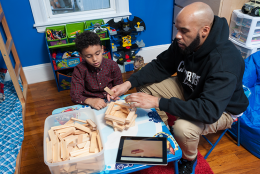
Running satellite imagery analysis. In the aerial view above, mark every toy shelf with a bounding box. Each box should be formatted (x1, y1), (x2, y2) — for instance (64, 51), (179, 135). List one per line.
(48, 37), (110, 49)
(46, 19), (114, 92)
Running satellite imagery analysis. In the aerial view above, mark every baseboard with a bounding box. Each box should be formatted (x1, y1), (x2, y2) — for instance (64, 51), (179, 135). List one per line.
(8, 44), (170, 84)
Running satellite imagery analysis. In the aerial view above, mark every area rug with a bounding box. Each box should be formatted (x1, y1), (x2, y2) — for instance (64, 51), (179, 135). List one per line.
(132, 113), (214, 174)
(132, 151), (214, 174)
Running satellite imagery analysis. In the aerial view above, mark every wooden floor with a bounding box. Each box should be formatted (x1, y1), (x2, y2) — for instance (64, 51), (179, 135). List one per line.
(21, 71), (260, 174)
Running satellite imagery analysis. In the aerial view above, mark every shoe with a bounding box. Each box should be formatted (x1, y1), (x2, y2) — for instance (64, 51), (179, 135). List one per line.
(178, 156), (197, 174)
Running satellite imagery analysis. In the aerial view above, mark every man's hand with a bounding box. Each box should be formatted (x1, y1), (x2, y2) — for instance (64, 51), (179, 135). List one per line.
(107, 81), (132, 101)
(84, 98), (107, 110)
(125, 93), (160, 109)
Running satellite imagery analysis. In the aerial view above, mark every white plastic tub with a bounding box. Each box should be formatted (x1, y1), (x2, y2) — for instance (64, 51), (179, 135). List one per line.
(43, 108), (105, 174)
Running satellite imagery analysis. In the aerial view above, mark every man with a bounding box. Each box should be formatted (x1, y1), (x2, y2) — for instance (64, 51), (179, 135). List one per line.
(108, 2), (249, 174)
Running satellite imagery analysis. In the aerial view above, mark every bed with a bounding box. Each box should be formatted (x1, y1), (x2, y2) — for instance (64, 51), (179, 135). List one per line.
(230, 51), (260, 159)
(0, 80), (24, 173)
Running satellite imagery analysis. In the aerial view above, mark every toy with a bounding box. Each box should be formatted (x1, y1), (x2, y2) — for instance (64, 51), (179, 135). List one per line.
(46, 118), (103, 163)
(86, 23), (107, 34)
(46, 29), (66, 41)
(71, 51), (79, 57)
(104, 101), (137, 131)
(56, 60), (69, 69)
(70, 30), (81, 35)
(104, 87), (114, 96)
(133, 55), (146, 73)
(106, 16), (146, 65)
(242, 0), (260, 16)
(131, 149), (144, 154)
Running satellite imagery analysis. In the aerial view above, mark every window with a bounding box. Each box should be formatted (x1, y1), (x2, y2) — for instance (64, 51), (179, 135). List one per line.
(29, 0), (131, 32)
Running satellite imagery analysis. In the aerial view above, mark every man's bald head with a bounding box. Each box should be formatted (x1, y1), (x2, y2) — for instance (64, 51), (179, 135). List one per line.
(175, 2), (214, 54)
(177, 2), (214, 29)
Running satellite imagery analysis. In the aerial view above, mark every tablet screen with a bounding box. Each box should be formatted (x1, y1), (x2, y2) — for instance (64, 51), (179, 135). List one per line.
(116, 136), (167, 165)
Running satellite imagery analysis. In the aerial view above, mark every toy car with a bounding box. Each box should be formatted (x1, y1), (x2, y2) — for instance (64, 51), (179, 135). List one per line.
(131, 149), (144, 154)
(242, 0), (260, 16)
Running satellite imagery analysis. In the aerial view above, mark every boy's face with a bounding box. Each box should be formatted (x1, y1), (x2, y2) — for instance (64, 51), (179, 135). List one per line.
(80, 45), (103, 68)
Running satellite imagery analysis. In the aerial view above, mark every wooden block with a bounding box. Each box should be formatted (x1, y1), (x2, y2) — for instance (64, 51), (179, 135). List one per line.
(83, 134), (90, 142)
(90, 131), (97, 153)
(52, 141), (58, 163)
(81, 123), (89, 126)
(104, 87), (114, 96)
(126, 107), (136, 123)
(67, 146), (73, 154)
(46, 138), (53, 163)
(64, 119), (75, 125)
(56, 127), (74, 134)
(62, 140), (69, 161)
(113, 121), (125, 131)
(106, 120), (113, 127)
(57, 133), (64, 142)
(84, 141), (91, 150)
(70, 149), (90, 157)
(114, 102), (131, 108)
(105, 114), (125, 125)
(86, 119), (96, 128)
(64, 135), (78, 145)
(74, 130), (86, 135)
(125, 114), (137, 129)
(112, 105), (121, 111)
(105, 102), (115, 115)
(71, 117), (87, 124)
(130, 120), (136, 127)
(51, 123), (74, 131)
(96, 130), (103, 152)
(48, 129), (57, 145)
(58, 141), (62, 162)
(74, 123), (92, 134)
(78, 134), (83, 144)
(69, 152), (91, 160)
(77, 142), (87, 149)
(114, 127), (118, 131)
(60, 128), (75, 138)
(114, 110), (128, 119)
(121, 107), (129, 114)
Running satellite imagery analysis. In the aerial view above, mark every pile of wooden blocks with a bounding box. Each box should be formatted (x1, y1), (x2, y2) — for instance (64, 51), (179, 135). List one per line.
(46, 117), (102, 164)
(104, 101), (137, 131)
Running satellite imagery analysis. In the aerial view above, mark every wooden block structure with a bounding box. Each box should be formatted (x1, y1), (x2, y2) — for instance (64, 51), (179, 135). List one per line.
(104, 101), (137, 131)
(46, 117), (103, 166)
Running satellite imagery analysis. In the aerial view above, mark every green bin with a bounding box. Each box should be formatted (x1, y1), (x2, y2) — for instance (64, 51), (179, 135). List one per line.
(46, 25), (68, 46)
(66, 22), (85, 43)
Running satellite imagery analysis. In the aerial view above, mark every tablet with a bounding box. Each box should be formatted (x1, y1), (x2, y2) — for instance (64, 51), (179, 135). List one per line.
(116, 136), (168, 165)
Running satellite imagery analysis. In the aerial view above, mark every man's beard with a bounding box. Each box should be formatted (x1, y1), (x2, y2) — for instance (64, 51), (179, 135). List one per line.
(178, 33), (200, 55)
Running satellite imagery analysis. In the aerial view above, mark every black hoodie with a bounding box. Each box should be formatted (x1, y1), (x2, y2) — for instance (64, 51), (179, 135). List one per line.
(128, 16), (249, 124)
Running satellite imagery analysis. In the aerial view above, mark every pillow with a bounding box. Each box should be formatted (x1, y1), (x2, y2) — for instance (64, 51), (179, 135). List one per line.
(0, 68), (7, 103)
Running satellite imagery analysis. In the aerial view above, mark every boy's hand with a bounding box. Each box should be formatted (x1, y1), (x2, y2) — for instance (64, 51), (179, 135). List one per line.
(107, 81), (132, 101)
(85, 98), (107, 110)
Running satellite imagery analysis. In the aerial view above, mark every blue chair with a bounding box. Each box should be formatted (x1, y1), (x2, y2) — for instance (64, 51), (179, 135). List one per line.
(202, 117), (240, 159)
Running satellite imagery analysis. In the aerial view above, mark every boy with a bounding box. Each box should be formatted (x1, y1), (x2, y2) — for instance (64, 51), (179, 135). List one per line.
(70, 31), (123, 110)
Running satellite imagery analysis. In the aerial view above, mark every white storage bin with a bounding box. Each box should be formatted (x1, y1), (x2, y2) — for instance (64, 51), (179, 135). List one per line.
(230, 9), (260, 47)
(230, 37), (260, 59)
(43, 108), (105, 174)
